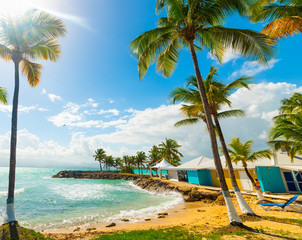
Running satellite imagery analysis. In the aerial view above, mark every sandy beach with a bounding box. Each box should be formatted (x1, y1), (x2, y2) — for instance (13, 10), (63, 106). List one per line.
(43, 194), (302, 240)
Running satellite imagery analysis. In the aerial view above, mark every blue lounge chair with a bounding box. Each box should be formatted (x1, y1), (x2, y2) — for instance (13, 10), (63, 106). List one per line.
(259, 195), (301, 213)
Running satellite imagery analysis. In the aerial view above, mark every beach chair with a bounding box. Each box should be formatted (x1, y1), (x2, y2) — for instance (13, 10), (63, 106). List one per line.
(259, 195), (302, 213)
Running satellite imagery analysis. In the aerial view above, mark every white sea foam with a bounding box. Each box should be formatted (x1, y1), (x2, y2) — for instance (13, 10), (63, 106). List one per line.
(108, 193), (183, 222)
(51, 183), (125, 201)
(0, 188), (25, 197)
(107, 182), (184, 222)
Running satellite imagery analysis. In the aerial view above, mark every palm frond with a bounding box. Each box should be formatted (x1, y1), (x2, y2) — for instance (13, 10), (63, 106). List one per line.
(24, 39), (61, 61)
(0, 44), (12, 61)
(0, 87), (7, 104)
(21, 59), (42, 87)
(23, 9), (67, 41)
(174, 118), (200, 127)
(156, 37), (182, 77)
(262, 16), (302, 40)
(204, 26), (276, 64)
(217, 109), (245, 119)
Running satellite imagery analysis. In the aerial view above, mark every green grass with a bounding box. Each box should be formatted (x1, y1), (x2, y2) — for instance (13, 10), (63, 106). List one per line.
(264, 216), (302, 226)
(92, 226), (247, 240)
(0, 224), (52, 240)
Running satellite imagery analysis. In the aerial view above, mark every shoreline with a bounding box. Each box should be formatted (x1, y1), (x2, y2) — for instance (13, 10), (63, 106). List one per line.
(42, 195), (302, 240)
(42, 171), (302, 239)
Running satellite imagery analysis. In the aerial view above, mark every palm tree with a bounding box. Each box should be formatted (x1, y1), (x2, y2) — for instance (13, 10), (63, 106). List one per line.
(148, 145), (162, 175)
(0, 87), (7, 104)
(93, 148), (106, 171)
(0, 9), (66, 224)
(104, 155), (115, 171)
(171, 67), (255, 215)
(130, 0), (275, 226)
(250, 0), (302, 40)
(269, 93), (302, 160)
(115, 157), (123, 170)
(136, 151), (147, 175)
(158, 138), (183, 166)
(227, 137), (272, 200)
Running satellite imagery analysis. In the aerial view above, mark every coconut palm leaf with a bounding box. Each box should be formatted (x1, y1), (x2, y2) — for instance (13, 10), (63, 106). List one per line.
(217, 109), (245, 119)
(202, 27), (275, 63)
(21, 59), (42, 87)
(174, 118), (200, 127)
(24, 39), (61, 61)
(0, 87), (7, 104)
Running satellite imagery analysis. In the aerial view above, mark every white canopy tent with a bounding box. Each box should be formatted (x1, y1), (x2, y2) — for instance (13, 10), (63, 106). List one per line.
(152, 158), (178, 180)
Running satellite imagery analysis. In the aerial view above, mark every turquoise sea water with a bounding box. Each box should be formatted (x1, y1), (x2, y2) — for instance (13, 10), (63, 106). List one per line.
(0, 168), (182, 229)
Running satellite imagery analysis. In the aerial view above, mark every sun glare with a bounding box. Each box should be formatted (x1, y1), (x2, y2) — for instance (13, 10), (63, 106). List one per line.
(0, 0), (33, 17)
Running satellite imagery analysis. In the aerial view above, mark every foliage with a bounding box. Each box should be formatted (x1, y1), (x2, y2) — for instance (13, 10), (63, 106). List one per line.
(148, 145), (162, 167)
(135, 151), (147, 174)
(269, 93), (302, 161)
(158, 138), (183, 166)
(92, 226), (247, 240)
(0, 9), (67, 85)
(130, 0), (275, 80)
(227, 137), (272, 167)
(249, 0), (302, 40)
(0, 224), (53, 240)
(120, 166), (134, 174)
(170, 66), (251, 128)
(0, 87), (7, 104)
(93, 148), (106, 170)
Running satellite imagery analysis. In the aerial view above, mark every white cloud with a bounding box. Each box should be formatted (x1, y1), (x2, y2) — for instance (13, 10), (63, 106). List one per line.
(48, 93), (63, 102)
(208, 47), (241, 64)
(230, 59), (279, 78)
(0, 104), (48, 114)
(1, 82), (300, 168)
(98, 109), (119, 116)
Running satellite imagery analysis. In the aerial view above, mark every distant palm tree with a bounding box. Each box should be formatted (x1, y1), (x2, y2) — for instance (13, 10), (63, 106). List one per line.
(171, 67), (255, 215)
(269, 93), (302, 160)
(158, 138), (183, 166)
(148, 145), (162, 175)
(0, 9), (66, 224)
(104, 155), (114, 171)
(0, 87), (7, 104)
(93, 148), (106, 171)
(136, 151), (147, 175)
(250, 0), (302, 40)
(114, 157), (123, 170)
(130, 0), (274, 226)
(227, 138), (272, 200)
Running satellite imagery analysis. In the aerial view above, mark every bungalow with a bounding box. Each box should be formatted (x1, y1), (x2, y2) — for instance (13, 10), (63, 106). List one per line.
(175, 151), (302, 194)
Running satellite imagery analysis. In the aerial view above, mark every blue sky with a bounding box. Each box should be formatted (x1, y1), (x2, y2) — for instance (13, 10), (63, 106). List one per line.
(0, 0), (301, 168)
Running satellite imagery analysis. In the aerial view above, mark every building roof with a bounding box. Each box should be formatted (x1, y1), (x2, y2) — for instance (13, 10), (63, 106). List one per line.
(152, 158), (177, 170)
(176, 156), (214, 170)
(177, 151), (302, 171)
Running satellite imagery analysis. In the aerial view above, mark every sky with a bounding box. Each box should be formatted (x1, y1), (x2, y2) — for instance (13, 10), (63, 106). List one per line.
(0, 0), (301, 168)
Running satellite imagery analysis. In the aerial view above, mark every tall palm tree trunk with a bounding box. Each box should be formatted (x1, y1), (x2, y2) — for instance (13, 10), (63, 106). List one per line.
(188, 41), (242, 226)
(6, 60), (20, 224)
(213, 115), (255, 215)
(243, 164), (264, 200)
(99, 161), (103, 172)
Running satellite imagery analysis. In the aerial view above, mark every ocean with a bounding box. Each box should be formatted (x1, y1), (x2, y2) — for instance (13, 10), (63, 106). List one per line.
(0, 168), (183, 229)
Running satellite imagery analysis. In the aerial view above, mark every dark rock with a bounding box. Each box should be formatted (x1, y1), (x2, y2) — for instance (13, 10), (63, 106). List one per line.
(106, 222), (116, 227)
(197, 209), (206, 212)
(121, 219), (129, 222)
(158, 212), (168, 216)
(86, 227), (96, 231)
(144, 219), (151, 221)
(158, 215), (165, 218)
